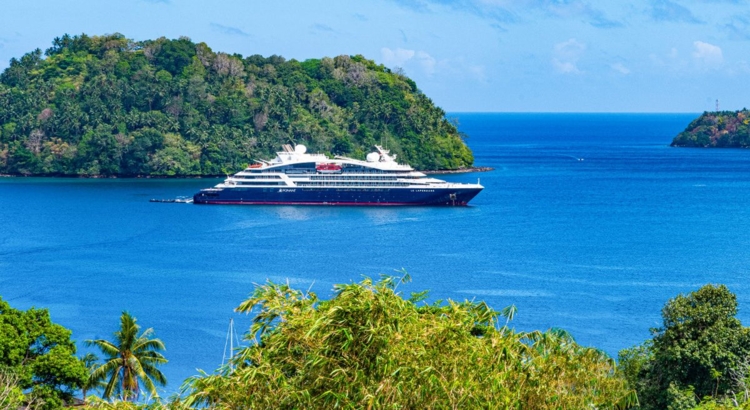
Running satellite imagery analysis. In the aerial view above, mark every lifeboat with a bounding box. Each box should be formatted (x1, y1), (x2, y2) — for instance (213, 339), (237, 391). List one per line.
(316, 163), (342, 173)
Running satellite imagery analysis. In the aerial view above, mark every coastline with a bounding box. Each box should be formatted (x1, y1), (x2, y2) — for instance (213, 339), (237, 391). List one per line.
(423, 166), (494, 175)
(0, 167), (495, 178)
(670, 144), (750, 149)
(0, 174), (223, 179)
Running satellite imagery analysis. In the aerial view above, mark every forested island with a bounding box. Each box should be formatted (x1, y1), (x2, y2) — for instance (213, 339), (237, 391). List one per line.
(671, 109), (750, 147)
(0, 34), (474, 177)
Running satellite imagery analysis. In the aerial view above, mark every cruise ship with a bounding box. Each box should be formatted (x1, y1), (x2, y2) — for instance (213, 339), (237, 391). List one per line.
(193, 144), (483, 206)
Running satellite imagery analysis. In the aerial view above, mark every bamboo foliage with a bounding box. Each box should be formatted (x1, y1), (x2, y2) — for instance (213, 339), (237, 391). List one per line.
(181, 276), (637, 409)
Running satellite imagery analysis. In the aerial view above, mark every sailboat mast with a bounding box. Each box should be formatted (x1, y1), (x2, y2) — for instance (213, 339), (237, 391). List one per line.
(229, 318), (234, 363)
(222, 318), (235, 368)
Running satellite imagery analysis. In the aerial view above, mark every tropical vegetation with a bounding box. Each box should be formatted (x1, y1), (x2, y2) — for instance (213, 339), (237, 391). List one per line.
(179, 275), (636, 409)
(86, 312), (168, 402)
(80, 352), (106, 401)
(619, 284), (750, 409)
(7, 280), (750, 409)
(0, 33), (475, 176)
(0, 296), (87, 409)
(672, 109), (750, 147)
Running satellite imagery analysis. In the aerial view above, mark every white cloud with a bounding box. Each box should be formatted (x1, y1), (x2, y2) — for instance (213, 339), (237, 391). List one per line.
(555, 38), (586, 59)
(552, 38), (586, 74)
(381, 48), (439, 76)
(381, 47), (484, 80)
(692, 41), (723, 68)
(611, 62), (630, 74)
(552, 59), (580, 74)
(416, 51), (436, 75)
(381, 47), (416, 67)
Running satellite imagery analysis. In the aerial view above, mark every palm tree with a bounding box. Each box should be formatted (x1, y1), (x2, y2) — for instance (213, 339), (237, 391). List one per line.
(80, 352), (106, 401)
(86, 312), (167, 401)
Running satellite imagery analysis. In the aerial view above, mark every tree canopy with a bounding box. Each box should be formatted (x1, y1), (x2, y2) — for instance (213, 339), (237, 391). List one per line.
(0, 33), (474, 176)
(619, 284), (750, 409)
(0, 296), (88, 409)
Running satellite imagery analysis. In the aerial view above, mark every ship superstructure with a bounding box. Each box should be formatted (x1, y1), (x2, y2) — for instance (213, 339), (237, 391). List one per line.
(193, 145), (483, 206)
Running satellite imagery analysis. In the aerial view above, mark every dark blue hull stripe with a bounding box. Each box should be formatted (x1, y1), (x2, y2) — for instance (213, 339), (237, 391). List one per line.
(193, 187), (482, 206)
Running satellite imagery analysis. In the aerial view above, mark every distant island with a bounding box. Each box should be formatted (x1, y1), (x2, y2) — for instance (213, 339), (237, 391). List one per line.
(0, 34), (474, 177)
(671, 109), (750, 147)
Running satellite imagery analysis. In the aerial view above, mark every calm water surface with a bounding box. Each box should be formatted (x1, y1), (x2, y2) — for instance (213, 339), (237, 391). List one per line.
(3, 113), (750, 396)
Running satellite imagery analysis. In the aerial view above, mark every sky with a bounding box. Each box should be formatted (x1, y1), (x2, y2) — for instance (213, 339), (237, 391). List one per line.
(1, 0), (749, 112)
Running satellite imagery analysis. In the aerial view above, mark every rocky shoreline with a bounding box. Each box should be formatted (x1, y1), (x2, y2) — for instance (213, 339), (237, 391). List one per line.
(423, 166), (494, 175)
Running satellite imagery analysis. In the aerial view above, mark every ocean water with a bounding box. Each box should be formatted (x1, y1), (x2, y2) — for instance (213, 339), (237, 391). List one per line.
(3, 113), (750, 397)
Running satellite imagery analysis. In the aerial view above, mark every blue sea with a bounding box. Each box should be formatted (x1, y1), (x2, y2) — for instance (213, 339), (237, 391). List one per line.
(3, 113), (750, 397)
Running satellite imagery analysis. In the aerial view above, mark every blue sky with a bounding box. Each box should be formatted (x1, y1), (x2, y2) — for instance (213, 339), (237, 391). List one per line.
(1, 0), (748, 112)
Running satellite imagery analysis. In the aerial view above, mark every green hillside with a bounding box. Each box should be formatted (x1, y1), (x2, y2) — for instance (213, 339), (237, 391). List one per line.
(0, 34), (474, 176)
(671, 109), (750, 147)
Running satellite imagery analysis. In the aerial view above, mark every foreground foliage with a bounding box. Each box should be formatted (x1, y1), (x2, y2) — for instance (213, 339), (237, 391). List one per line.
(180, 276), (636, 409)
(0, 33), (474, 176)
(672, 109), (750, 147)
(21, 279), (750, 409)
(619, 284), (750, 409)
(0, 297), (87, 409)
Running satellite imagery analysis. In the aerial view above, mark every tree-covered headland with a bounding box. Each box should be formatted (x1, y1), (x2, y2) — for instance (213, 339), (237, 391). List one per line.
(0, 34), (474, 176)
(672, 109), (750, 147)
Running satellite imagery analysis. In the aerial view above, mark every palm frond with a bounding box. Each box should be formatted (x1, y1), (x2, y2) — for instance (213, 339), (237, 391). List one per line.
(86, 339), (120, 358)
